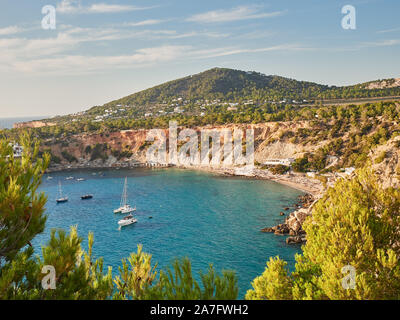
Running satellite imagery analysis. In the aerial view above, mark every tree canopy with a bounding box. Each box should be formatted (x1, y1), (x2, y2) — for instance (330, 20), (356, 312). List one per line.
(246, 168), (400, 300)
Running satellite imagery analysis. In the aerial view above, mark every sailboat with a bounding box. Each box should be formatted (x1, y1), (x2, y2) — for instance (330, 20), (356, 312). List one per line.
(56, 181), (68, 203)
(114, 177), (136, 214)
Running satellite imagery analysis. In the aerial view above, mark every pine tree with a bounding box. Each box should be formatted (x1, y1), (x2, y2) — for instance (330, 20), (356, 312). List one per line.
(246, 167), (400, 300)
(145, 258), (238, 300)
(0, 134), (49, 264)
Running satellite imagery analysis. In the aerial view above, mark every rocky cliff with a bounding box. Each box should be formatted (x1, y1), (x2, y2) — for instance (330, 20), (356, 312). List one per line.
(43, 121), (327, 169)
(13, 121), (56, 129)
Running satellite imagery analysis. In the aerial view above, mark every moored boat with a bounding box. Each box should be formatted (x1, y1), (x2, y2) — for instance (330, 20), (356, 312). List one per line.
(118, 214), (137, 227)
(114, 177), (136, 214)
(56, 181), (68, 203)
(81, 194), (93, 200)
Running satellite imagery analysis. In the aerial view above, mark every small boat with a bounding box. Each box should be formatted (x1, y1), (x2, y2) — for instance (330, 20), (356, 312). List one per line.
(47, 176), (53, 180)
(66, 176), (74, 180)
(114, 177), (136, 214)
(81, 194), (93, 200)
(56, 181), (68, 203)
(76, 178), (85, 181)
(118, 214), (137, 227)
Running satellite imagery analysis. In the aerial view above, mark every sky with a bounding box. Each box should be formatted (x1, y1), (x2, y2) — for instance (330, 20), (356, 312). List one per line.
(0, 0), (399, 117)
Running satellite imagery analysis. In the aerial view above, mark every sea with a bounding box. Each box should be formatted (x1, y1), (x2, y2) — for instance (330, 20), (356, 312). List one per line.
(0, 116), (47, 129)
(34, 168), (304, 298)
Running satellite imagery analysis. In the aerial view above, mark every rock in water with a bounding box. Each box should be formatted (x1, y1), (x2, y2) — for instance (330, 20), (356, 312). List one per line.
(286, 236), (306, 244)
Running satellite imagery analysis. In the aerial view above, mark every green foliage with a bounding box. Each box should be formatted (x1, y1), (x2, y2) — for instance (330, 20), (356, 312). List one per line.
(36, 227), (114, 300)
(147, 258), (238, 300)
(292, 157), (310, 173)
(113, 244), (158, 300)
(84, 145), (92, 154)
(61, 150), (77, 163)
(246, 168), (400, 300)
(269, 165), (290, 175)
(90, 143), (109, 162)
(375, 151), (387, 164)
(245, 257), (293, 300)
(111, 149), (133, 160)
(0, 134), (49, 263)
(97, 68), (400, 111)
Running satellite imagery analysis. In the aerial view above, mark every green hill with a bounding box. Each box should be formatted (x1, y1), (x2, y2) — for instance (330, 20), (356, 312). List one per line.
(81, 67), (399, 118)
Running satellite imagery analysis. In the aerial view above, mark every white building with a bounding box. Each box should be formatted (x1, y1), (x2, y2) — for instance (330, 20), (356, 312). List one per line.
(263, 158), (295, 166)
(12, 143), (23, 158)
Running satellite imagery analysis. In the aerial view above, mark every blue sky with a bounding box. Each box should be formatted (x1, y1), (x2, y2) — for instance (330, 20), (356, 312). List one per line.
(0, 0), (399, 117)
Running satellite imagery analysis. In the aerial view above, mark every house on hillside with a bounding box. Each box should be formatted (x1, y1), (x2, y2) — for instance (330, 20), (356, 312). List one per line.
(11, 143), (23, 158)
(263, 158), (295, 166)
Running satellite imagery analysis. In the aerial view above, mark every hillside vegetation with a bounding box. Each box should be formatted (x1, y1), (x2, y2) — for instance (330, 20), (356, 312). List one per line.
(102, 68), (400, 106)
(37, 68), (400, 124)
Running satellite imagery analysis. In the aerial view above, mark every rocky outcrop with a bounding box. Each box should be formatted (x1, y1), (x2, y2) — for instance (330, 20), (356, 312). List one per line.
(371, 135), (400, 189)
(365, 78), (400, 90)
(262, 194), (315, 244)
(13, 121), (56, 129)
(286, 236), (306, 244)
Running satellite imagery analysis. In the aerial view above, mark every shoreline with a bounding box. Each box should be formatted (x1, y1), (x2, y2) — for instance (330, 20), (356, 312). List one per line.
(46, 162), (324, 197)
(46, 162), (326, 246)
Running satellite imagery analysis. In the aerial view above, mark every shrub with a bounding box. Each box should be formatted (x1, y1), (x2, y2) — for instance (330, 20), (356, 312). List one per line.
(269, 165), (290, 175)
(375, 151), (387, 164)
(61, 150), (77, 163)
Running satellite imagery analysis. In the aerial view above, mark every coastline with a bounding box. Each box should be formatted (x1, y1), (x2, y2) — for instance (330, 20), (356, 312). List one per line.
(46, 161), (326, 245)
(174, 165), (324, 197)
(46, 162), (324, 197)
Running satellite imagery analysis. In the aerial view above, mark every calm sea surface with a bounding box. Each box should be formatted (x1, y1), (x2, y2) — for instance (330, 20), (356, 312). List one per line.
(34, 168), (303, 298)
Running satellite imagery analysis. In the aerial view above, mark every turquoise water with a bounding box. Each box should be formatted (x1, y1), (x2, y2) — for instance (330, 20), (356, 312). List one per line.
(33, 168), (303, 298)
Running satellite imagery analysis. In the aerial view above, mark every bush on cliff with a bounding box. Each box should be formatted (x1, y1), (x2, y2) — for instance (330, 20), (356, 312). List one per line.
(246, 168), (400, 300)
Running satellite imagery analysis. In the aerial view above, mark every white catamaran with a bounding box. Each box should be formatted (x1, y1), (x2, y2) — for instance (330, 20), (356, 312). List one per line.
(114, 177), (136, 214)
(56, 181), (68, 203)
(118, 214), (137, 227)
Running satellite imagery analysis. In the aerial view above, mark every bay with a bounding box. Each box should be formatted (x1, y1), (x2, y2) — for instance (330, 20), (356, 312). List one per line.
(34, 168), (303, 298)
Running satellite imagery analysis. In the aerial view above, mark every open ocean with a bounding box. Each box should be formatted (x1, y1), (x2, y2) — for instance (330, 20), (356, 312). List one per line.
(0, 116), (47, 129)
(33, 167), (303, 298)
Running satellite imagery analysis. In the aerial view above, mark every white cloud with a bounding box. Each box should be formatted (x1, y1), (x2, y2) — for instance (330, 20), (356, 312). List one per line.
(0, 25), (230, 66)
(0, 36), (309, 75)
(88, 3), (152, 13)
(56, 0), (81, 13)
(189, 44), (311, 59)
(360, 39), (400, 47)
(10, 45), (188, 74)
(56, 0), (154, 14)
(0, 26), (23, 36)
(187, 6), (285, 23)
(376, 27), (400, 34)
(125, 19), (165, 27)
